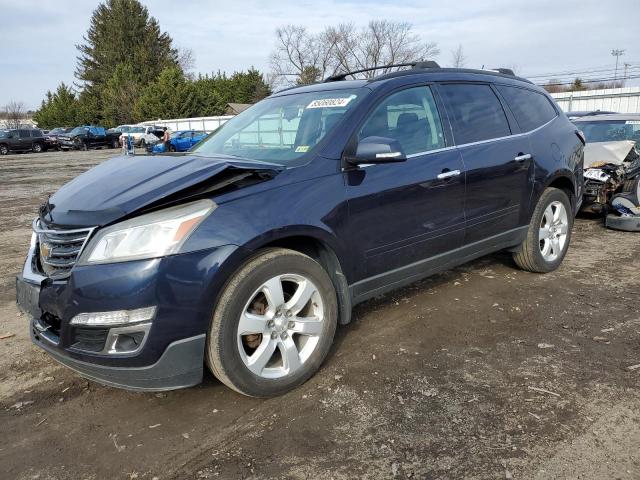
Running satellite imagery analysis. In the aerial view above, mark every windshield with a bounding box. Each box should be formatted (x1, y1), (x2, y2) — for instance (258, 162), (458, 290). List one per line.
(192, 88), (364, 164)
(70, 127), (88, 136)
(130, 126), (145, 133)
(577, 120), (640, 143)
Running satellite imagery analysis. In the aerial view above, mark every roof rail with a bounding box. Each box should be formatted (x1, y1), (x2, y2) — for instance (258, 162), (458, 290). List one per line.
(490, 68), (515, 76)
(324, 61), (440, 82)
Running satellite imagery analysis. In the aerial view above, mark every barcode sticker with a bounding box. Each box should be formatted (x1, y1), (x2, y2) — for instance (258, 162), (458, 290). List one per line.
(307, 97), (354, 109)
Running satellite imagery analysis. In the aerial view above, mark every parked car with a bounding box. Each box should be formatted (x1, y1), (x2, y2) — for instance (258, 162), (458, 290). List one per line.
(573, 113), (640, 221)
(151, 130), (207, 153)
(119, 125), (164, 148)
(17, 62), (583, 396)
(44, 127), (73, 150)
(107, 125), (133, 135)
(0, 128), (46, 155)
(58, 125), (121, 151)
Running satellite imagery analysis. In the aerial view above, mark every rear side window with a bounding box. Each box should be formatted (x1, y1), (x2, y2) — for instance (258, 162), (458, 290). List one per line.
(497, 86), (557, 132)
(18, 130), (30, 138)
(359, 86), (445, 155)
(439, 84), (511, 145)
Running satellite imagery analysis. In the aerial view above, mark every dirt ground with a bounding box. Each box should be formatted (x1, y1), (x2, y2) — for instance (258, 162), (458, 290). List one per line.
(0, 150), (638, 480)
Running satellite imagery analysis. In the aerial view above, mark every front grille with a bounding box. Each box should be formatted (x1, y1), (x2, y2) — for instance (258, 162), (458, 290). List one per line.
(34, 219), (95, 280)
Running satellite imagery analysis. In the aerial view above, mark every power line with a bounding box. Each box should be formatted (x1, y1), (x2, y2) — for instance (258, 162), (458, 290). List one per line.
(534, 66), (640, 84)
(536, 73), (640, 87)
(523, 61), (640, 79)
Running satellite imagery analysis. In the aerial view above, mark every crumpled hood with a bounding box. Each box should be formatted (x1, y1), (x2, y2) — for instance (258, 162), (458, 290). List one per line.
(584, 140), (636, 167)
(42, 154), (281, 228)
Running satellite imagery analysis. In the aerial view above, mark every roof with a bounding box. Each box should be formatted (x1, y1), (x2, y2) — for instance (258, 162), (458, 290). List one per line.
(225, 103), (252, 114)
(271, 68), (535, 98)
(573, 113), (640, 122)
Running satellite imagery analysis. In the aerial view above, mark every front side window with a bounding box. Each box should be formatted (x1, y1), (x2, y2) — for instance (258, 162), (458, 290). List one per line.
(192, 88), (365, 164)
(439, 84), (511, 144)
(359, 86), (445, 155)
(497, 85), (557, 131)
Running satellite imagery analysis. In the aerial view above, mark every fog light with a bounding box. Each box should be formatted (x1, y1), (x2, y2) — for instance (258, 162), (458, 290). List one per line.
(70, 306), (156, 326)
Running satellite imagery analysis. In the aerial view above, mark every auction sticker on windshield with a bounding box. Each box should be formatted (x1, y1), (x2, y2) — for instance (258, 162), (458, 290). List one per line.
(307, 96), (355, 109)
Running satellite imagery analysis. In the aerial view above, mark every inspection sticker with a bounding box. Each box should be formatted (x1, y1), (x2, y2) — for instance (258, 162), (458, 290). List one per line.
(307, 97), (354, 109)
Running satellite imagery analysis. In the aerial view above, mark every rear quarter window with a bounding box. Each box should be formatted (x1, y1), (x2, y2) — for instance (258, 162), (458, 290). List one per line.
(439, 84), (511, 145)
(497, 85), (557, 132)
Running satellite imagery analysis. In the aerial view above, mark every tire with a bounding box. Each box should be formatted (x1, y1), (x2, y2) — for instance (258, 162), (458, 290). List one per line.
(0, 144), (8, 155)
(606, 213), (640, 232)
(32, 142), (43, 153)
(168, 144), (176, 152)
(622, 176), (640, 205)
(139, 139), (146, 148)
(111, 139), (120, 149)
(206, 248), (338, 397)
(513, 187), (573, 273)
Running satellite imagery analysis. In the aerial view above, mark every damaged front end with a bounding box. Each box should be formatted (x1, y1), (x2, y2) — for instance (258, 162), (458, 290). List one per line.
(581, 140), (640, 214)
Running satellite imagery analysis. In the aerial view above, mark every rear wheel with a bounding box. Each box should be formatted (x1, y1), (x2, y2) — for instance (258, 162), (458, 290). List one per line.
(168, 144), (176, 152)
(0, 144), (8, 155)
(32, 142), (43, 153)
(206, 248), (338, 397)
(513, 187), (573, 273)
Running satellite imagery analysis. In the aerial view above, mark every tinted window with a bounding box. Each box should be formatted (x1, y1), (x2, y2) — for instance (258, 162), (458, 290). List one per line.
(498, 86), (557, 131)
(31, 130), (42, 137)
(19, 130), (30, 138)
(359, 86), (445, 155)
(439, 84), (511, 144)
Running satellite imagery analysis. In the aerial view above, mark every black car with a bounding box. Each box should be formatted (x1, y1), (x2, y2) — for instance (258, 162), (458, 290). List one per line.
(17, 62), (583, 396)
(0, 128), (46, 155)
(44, 127), (73, 150)
(58, 125), (120, 151)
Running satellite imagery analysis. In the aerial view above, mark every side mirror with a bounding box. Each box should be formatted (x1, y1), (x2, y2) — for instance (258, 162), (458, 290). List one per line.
(346, 136), (407, 166)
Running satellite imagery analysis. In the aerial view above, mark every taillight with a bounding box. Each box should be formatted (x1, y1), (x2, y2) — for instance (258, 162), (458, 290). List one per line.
(575, 130), (586, 145)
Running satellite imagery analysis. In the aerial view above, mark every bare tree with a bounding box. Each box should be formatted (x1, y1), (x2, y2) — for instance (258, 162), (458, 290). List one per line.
(450, 44), (466, 68)
(3, 101), (26, 129)
(270, 21), (439, 87)
(177, 47), (196, 79)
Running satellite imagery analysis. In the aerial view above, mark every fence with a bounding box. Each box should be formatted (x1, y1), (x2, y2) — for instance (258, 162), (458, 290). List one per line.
(551, 87), (640, 114)
(138, 115), (233, 132)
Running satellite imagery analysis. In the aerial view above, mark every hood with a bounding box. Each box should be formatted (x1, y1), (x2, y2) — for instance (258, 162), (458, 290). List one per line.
(584, 140), (636, 168)
(42, 154), (282, 228)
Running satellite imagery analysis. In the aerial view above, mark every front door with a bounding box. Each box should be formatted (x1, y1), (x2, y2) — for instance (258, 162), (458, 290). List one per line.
(437, 83), (533, 244)
(346, 85), (466, 292)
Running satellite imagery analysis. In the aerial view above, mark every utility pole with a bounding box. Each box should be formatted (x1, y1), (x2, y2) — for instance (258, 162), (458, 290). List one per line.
(611, 49), (625, 84)
(623, 63), (630, 87)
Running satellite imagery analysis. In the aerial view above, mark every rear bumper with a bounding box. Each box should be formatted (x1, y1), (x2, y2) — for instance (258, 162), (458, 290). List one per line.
(31, 320), (206, 391)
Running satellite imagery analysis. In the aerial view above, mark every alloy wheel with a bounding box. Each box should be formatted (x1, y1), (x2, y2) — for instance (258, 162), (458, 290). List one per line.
(539, 200), (568, 262)
(237, 273), (324, 379)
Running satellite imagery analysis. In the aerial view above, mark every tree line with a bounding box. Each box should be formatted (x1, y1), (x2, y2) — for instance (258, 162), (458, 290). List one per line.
(33, 0), (270, 129)
(30, 0), (442, 129)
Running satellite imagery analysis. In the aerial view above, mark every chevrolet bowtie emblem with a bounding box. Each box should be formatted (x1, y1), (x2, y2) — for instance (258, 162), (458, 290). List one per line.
(40, 242), (51, 258)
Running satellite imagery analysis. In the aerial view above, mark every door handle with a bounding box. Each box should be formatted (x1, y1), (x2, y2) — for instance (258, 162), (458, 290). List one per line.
(437, 169), (461, 180)
(514, 153), (532, 162)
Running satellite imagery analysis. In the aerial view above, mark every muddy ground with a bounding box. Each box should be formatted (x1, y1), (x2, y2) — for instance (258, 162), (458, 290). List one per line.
(0, 150), (638, 480)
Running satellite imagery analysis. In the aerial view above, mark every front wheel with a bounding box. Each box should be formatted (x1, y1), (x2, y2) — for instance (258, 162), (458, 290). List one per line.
(513, 187), (573, 273)
(206, 248), (338, 397)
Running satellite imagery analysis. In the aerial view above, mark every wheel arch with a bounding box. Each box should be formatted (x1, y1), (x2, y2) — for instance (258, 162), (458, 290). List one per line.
(244, 230), (352, 325)
(543, 172), (577, 213)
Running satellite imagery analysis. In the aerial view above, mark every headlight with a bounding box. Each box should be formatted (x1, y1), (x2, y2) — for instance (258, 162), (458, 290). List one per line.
(78, 199), (215, 265)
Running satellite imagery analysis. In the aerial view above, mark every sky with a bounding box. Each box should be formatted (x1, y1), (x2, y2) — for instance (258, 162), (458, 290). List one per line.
(1, 0), (639, 109)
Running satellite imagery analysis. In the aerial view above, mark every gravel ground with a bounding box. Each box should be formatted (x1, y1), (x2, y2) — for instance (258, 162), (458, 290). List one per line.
(0, 150), (638, 480)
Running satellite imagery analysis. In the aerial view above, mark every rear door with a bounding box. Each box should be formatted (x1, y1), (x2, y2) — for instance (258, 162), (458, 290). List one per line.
(18, 129), (31, 150)
(346, 85), (466, 285)
(437, 83), (533, 245)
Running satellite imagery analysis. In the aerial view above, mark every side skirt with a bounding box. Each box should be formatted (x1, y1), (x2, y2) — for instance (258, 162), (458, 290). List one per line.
(349, 227), (528, 305)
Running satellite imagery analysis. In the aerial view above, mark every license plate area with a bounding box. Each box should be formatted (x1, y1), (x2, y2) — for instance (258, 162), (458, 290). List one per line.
(16, 277), (42, 320)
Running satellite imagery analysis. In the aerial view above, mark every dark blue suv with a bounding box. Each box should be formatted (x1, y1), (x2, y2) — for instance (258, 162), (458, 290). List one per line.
(16, 63), (584, 396)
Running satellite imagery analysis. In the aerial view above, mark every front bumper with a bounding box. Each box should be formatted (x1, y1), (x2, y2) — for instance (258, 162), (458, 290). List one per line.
(17, 243), (241, 391)
(31, 320), (206, 391)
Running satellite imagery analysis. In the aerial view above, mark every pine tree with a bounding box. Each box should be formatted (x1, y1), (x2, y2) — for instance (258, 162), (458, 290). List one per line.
(75, 0), (178, 90)
(33, 83), (80, 129)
